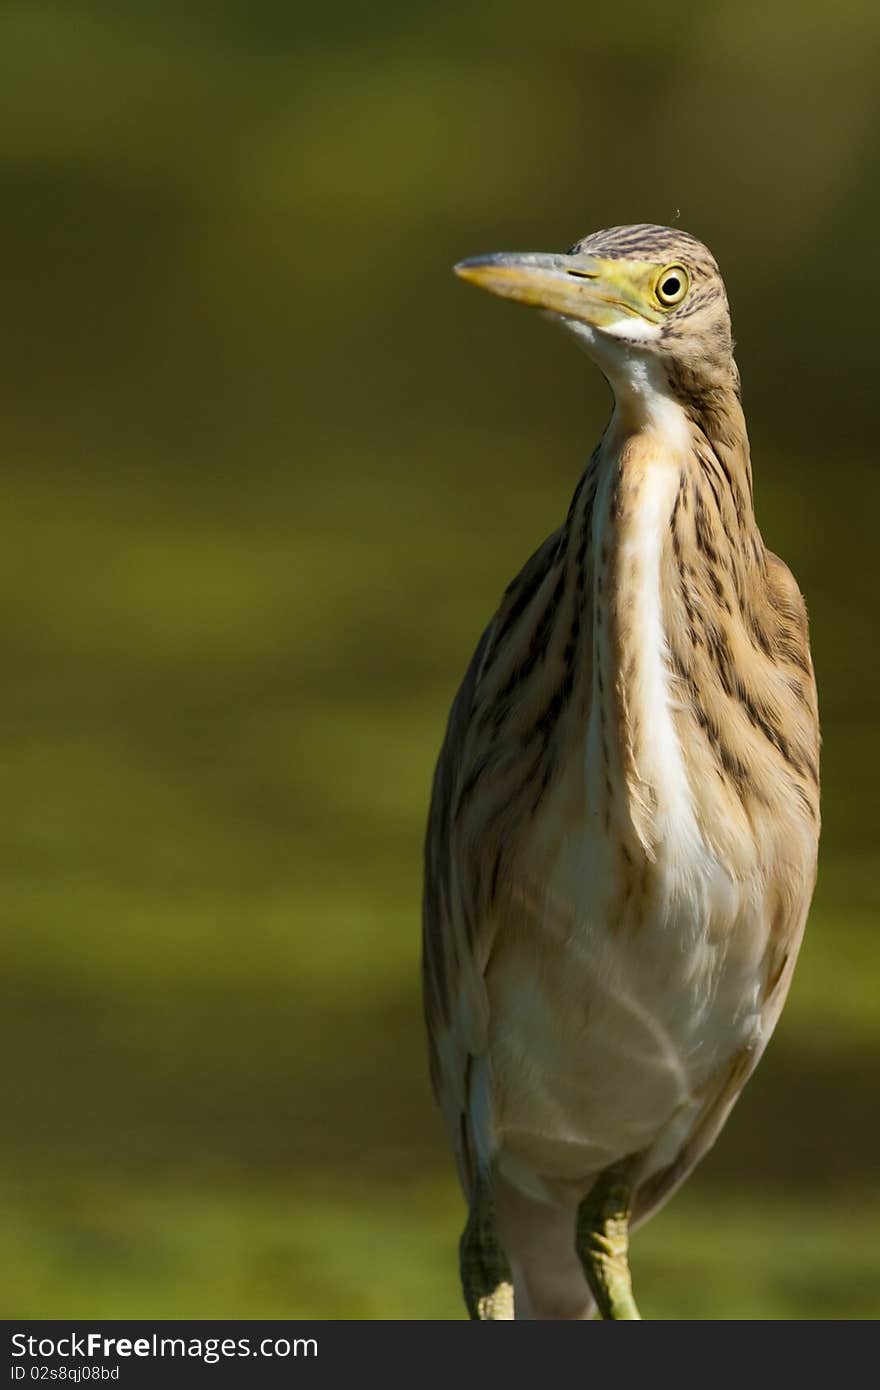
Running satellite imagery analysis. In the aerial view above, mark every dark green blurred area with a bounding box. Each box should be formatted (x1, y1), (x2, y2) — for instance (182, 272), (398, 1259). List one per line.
(2, 1), (879, 1318)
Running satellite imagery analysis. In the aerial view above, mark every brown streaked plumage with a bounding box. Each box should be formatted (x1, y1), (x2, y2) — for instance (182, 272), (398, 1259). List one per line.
(422, 224), (820, 1319)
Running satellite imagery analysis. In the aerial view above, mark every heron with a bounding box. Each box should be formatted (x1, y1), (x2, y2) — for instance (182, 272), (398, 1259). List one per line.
(421, 224), (820, 1319)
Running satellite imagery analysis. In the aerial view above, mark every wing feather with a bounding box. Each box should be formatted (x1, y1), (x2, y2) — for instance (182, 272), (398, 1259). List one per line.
(421, 533), (561, 1192)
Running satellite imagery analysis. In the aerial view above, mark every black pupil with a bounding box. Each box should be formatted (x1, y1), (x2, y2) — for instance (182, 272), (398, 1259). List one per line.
(662, 276), (680, 298)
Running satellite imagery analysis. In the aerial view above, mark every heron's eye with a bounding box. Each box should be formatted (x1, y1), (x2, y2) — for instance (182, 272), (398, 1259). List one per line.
(656, 266), (689, 307)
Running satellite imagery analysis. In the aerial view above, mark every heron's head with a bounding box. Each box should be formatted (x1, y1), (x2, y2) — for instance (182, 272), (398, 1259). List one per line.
(455, 224), (737, 407)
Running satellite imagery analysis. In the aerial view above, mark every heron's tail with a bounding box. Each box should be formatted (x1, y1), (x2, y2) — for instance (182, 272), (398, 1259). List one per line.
(494, 1175), (597, 1320)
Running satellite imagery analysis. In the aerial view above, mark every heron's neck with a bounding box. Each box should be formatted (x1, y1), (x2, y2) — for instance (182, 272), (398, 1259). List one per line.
(587, 398), (759, 861)
(606, 357), (691, 459)
(604, 356), (754, 530)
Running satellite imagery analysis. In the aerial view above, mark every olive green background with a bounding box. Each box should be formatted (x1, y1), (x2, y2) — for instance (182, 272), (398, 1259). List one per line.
(2, 2), (878, 1318)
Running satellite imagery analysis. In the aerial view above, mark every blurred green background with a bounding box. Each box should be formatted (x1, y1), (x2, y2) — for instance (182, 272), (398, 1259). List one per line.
(2, 1), (879, 1319)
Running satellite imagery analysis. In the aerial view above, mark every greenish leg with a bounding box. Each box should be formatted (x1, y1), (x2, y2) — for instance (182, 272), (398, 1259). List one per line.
(575, 1158), (642, 1320)
(460, 1176), (514, 1320)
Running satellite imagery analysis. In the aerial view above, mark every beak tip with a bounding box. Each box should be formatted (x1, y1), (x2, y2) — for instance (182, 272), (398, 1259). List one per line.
(454, 255), (508, 293)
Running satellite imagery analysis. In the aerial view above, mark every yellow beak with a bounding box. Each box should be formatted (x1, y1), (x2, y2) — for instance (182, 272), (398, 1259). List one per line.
(454, 252), (662, 330)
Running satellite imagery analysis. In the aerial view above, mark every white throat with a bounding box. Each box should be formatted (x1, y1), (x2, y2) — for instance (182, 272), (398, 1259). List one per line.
(561, 315), (690, 451)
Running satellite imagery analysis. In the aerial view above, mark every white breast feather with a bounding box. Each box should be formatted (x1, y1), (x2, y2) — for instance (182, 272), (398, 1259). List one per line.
(485, 391), (764, 1199)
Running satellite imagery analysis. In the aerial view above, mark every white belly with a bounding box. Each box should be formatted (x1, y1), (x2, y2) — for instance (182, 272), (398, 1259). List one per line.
(485, 822), (766, 1202)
